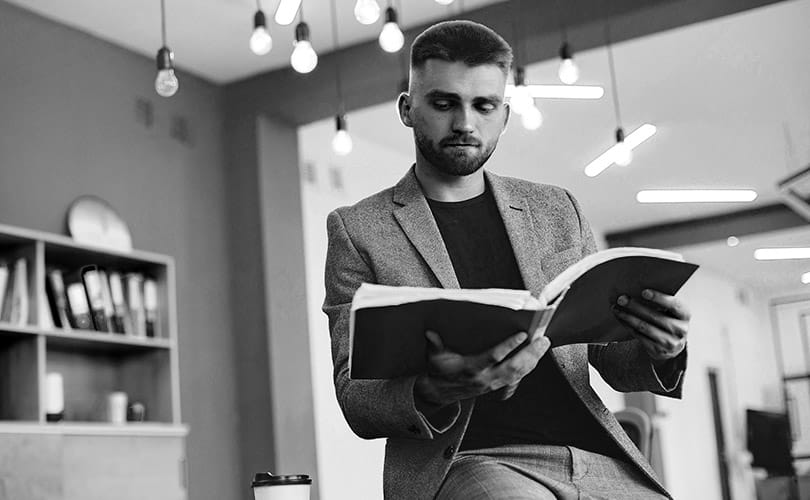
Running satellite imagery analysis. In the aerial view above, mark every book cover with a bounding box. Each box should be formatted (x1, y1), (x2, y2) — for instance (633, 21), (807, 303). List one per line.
(143, 278), (159, 338)
(125, 273), (146, 337)
(45, 269), (72, 331)
(66, 282), (93, 330)
(0, 260), (8, 323)
(81, 267), (110, 332)
(8, 257), (29, 327)
(108, 272), (132, 335)
(349, 247), (699, 380)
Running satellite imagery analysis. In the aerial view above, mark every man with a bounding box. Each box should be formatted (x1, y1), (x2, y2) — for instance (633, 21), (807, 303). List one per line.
(323, 20), (689, 500)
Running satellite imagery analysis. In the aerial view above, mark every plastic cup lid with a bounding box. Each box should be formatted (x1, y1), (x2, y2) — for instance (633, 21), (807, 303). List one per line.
(252, 472), (312, 487)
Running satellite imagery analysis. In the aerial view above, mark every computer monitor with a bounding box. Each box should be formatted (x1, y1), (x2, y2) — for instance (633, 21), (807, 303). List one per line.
(746, 409), (795, 475)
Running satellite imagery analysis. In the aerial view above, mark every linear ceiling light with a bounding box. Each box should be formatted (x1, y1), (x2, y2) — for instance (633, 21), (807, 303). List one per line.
(755, 248), (810, 260)
(275, 0), (302, 25)
(505, 84), (603, 99)
(584, 124), (656, 177)
(636, 189), (758, 203)
(802, 272), (810, 284)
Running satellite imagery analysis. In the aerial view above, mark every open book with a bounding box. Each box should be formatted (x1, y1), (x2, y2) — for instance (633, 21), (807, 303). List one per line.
(348, 247), (699, 379)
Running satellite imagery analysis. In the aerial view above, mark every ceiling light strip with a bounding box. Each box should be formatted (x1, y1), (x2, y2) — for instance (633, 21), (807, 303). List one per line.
(584, 124), (656, 177)
(754, 248), (810, 260)
(636, 189), (758, 203)
(275, 0), (302, 25)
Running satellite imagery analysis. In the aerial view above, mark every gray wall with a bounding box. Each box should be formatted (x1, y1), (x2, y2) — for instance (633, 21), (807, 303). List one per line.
(0, 3), (242, 499)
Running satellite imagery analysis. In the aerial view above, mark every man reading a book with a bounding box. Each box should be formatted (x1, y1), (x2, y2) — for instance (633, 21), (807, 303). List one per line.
(323, 20), (689, 500)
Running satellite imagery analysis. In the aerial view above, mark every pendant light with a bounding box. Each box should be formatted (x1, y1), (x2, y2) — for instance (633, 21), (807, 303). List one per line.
(291, 3), (318, 74)
(330, 0), (352, 155)
(435, 0), (455, 5)
(250, 0), (272, 55)
(354, 0), (381, 25)
(584, 20), (656, 177)
(508, 0), (542, 129)
(379, 3), (404, 53)
(555, 0), (579, 84)
(154, 0), (179, 97)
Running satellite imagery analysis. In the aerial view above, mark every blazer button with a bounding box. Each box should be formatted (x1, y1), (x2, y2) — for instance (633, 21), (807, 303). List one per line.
(408, 425), (421, 434)
(443, 446), (455, 459)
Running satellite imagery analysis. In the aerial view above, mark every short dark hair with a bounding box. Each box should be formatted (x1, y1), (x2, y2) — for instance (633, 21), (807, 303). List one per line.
(410, 20), (513, 75)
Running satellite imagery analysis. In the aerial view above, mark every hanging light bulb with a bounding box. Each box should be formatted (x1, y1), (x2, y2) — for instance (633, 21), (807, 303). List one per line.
(379, 7), (404, 53)
(332, 114), (353, 155)
(508, 67), (533, 115)
(557, 42), (579, 84)
(354, 0), (380, 24)
(435, 0), (455, 4)
(613, 127), (633, 166)
(291, 22), (318, 73)
(250, 10), (273, 55)
(154, 0), (178, 97)
(521, 104), (543, 130)
(155, 47), (179, 97)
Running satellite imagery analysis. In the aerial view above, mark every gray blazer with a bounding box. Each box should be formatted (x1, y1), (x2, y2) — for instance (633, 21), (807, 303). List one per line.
(323, 167), (684, 499)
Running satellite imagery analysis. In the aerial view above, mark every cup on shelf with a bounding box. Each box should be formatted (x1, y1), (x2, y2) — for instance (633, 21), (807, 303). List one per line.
(251, 473), (312, 500)
(127, 401), (146, 422)
(107, 391), (128, 424)
(45, 372), (64, 422)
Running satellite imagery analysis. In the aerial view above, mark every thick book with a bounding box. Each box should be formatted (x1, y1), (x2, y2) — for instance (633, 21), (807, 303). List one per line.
(45, 269), (72, 330)
(349, 247), (699, 380)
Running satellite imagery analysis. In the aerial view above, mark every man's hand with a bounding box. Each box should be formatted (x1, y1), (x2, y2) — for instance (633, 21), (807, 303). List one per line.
(414, 330), (551, 409)
(612, 288), (690, 364)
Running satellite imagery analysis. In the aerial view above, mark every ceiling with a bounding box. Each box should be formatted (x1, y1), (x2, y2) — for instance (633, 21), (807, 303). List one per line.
(3, 0), (503, 84)
(8, 0), (810, 294)
(303, 0), (810, 295)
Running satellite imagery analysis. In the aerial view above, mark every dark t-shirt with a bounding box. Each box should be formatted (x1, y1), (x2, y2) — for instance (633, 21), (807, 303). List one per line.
(426, 186), (625, 459)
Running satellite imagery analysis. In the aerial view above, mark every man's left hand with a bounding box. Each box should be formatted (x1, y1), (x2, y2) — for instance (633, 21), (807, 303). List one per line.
(612, 288), (690, 362)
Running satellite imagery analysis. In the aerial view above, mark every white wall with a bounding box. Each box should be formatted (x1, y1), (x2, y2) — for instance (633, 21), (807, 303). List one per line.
(656, 267), (782, 500)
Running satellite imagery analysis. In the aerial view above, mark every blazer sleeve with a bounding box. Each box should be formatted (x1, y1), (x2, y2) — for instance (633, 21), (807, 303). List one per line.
(322, 209), (459, 441)
(563, 190), (687, 399)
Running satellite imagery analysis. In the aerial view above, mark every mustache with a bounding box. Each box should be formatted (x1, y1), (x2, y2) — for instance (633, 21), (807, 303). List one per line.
(440, 135), (481, 147)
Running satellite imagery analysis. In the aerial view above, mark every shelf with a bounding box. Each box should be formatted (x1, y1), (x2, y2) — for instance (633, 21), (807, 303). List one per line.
(0, 421), (188, 437)
(0, 323), (40, 338)
(43, 329), (172, 353)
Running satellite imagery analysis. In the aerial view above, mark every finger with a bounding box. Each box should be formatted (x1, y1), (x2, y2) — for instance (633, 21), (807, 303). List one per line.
(425, 330), (445, 352)
(493, 336), (550, 381)
(474, 331), (529, 368)
(616, 295), (675, 335)
(612, 305), (677, 350)
(640, 289), (691, 321)
(498, 382), (520, 401)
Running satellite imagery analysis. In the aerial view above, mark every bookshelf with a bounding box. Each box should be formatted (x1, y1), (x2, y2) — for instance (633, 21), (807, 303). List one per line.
(0, 222), (186, 500)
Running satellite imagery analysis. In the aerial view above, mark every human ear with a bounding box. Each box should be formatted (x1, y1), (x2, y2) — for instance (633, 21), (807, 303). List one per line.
(397, 92), (413, 128)
(500, 101), (511, 136)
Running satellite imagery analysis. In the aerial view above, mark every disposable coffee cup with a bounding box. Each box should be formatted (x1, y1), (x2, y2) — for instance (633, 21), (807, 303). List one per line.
(252, 472), (311, 500)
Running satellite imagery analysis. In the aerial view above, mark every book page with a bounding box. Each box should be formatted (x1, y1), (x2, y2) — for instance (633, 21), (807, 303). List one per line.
(352, 283), (545, 311)
(540, 247), (686, 305)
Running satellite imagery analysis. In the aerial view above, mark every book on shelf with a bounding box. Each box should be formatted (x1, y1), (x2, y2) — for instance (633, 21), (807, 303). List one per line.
(3, 257), (30, 327)
(66, 282), (93, 330)
(348, 247), (700, 380)
(143, 278), (159, 338)
(0, 260), (8, 323)
(126, 272), (147, 338)
(108, 272), (133, 335)
(81, 266), (112, 332)
(45, 269), (72, 331)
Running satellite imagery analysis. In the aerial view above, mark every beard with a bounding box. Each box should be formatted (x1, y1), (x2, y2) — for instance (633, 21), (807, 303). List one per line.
(414, 128), (498, 177)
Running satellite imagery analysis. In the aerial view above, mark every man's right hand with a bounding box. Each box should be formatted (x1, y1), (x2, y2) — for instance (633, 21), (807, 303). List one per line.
(414, 330), (551, 410)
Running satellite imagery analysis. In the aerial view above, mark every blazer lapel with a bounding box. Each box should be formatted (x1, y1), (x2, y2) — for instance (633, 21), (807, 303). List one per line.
(486, 170), (548, 295)
(392, 167), (460, 289)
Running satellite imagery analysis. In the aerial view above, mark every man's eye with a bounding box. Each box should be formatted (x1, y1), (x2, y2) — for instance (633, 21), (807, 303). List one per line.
(433, 100), (453, 110)
(477, 103), (497, 113)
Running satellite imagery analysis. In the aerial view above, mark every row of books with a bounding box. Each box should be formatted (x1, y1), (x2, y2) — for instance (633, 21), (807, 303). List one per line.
(0, 257), (30, 327)
(46, 266), (161, 337)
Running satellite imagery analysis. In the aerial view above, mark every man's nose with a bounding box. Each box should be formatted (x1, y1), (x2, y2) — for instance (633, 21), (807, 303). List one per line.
(451, 106), (476, 134)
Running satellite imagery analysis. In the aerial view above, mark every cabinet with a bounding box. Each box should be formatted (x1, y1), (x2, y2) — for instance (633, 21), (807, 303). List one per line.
(0, 222), (186, 499)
